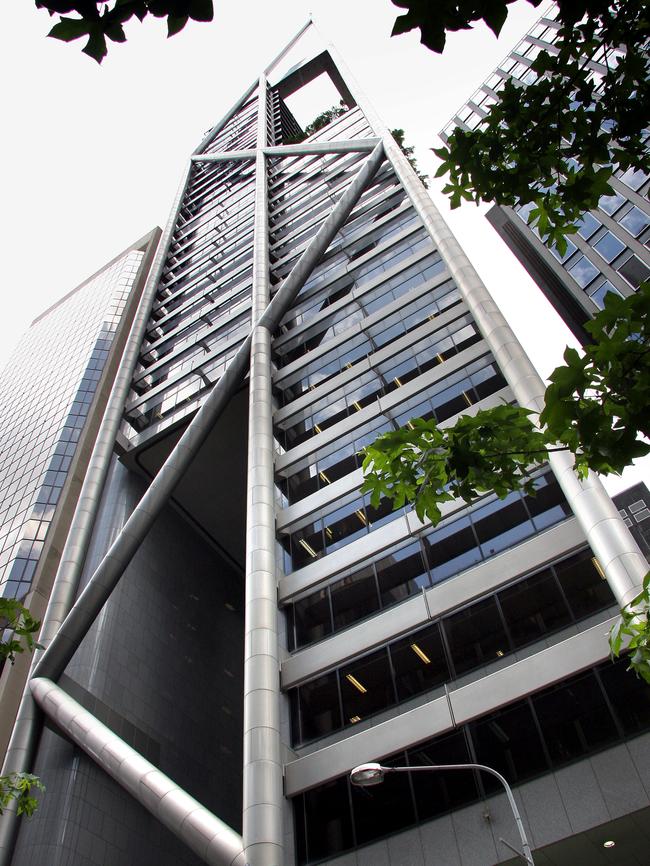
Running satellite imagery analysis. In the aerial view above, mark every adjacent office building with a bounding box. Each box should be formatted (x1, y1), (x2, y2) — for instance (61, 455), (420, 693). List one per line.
(0, 231), (160, 756)
(2, 23), (650, 866)
(439, 6), (650, 342)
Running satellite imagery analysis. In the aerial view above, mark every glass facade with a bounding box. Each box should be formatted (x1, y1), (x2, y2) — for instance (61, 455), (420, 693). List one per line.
(289, 546), (614, 745)
(440, 7), (650, 333)
(0, 243), (151, 600)
(293, 657), (650, 864)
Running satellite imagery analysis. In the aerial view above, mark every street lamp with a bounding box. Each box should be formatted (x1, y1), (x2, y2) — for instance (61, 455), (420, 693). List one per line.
(350, 762), (534, 865)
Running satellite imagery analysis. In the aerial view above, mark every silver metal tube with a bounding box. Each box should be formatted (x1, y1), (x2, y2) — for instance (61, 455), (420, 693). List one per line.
(192, 150), (257, 163)
(263, 138), (380, 157)
(242, 75), (283, 866)
(0, 168), (192, 866)
(327, 40), (647, 609)
(264, 18), (313, 78)
(31, 142), (386, 690)
(30, 678), (245, 866)
(386, 764), (534, 864)
(193, 81), (258, 156)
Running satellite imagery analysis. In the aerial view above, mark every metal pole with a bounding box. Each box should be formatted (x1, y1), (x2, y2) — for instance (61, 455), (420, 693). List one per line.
(386, 764), (534, 865)
(242, 75), (283, 866)
(30, 678), (245, 866)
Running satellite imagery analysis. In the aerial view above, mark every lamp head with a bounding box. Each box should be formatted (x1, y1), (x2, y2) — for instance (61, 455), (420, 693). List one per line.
(350, 763), (386, 787)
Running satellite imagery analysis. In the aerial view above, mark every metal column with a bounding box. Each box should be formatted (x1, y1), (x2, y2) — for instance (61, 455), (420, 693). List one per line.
(242, 76), (283, 866)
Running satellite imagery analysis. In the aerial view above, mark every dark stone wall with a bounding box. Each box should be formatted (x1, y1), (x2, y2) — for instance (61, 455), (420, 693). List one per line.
(14, 458), (244, 866)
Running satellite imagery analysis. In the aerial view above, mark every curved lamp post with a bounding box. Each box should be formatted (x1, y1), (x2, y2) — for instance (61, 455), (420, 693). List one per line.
(350, 762), (534, 865)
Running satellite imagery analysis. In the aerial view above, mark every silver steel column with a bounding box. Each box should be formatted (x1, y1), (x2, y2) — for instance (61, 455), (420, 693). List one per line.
(243, 75), (283, 866)
(328, 42), (647, 608)
(30, 678), (245, 866)
(0, 169), (191, 866)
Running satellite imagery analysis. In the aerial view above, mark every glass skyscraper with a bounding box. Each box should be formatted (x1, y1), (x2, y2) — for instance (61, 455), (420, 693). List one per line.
(0, 231), (159, 757)
(440, 5), (650, 342)
(1, 23), (649, 866)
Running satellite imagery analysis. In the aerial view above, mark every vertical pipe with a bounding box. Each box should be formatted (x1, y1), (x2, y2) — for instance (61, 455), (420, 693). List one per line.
(242, 75), (284, 866)
(0, 166), (192, 866)
(325, 41), (647, 609)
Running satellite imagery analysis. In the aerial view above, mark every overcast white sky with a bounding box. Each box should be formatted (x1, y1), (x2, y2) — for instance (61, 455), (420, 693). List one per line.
(1, 0), (647, 493)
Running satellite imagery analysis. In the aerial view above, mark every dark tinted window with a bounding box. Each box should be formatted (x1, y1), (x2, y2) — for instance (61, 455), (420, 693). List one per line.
(331, 567), (379, 631)
(296, 671), (342, 743)
(532, 671), (618, 764)
(472, 494), (533, 556)
(376, 542), (429, 607)
(555, 551), (614, 619)
(498, 570), (571, 648)
(292, 589), (332, 648)
(390, 622), (449, 701)
(444, 597), (510, 676)
(424, 514), (481, 582)
(340, 649), (394, 725)
(351, 755), (416, 844)
(470, 702), (548, 790)
(408, 730), (478, 820)
(301, 777), (354, 862)
(599, 660), (650, 735)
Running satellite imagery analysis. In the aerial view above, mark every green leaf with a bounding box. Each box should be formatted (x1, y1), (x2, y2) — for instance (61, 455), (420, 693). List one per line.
(167, 14), (189, 36)
(188, 0), (213, 21)
(48, 16), (90, 41)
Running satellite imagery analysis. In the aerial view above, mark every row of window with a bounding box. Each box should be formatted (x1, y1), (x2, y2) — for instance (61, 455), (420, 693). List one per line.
(290, 547), (612, 745)
(293, 658), (650, 864)
(274, 254), (446, 366)
(276, 319), (481, 451)
(285, 471), (569, 645)
(277, 357), (505, 508)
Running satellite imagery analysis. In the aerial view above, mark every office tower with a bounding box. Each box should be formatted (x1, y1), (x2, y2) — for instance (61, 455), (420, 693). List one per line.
(440, 6), (650, 342)
(0, 230), (160, 756)
(2, 23), (649, 866)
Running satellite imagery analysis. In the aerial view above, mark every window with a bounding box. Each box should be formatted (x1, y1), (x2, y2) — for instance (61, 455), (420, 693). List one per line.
(599, 190), (625, 215)
(555, 551), (614, 619)
(470, 702), (548, 788)
(444, 597), (509, 676)
(588, 280), (623, 310)
(295, 671), (342, 742)
(424, 514), (482, 582)
(501, 569), (570, 648)
(408, 731), (477, 820)
(331, 567), (380, 631)
(568, 254), (599, 288)
(618, 254), (650, 288)
(619, 167), (648, 192)
(619, 206), (650, 238)
(592, 231), (625, 263)
(340, 648), (394, 725)
(376, 542), (429, 607)
(390, 622), (449, 701)
(577, 212), (600, 239)
(532, 671), (618, 763)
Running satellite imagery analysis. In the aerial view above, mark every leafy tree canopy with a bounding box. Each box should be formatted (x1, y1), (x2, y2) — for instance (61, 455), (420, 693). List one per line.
(37, 0), (214, 63)
(417, 0), (650, 252)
